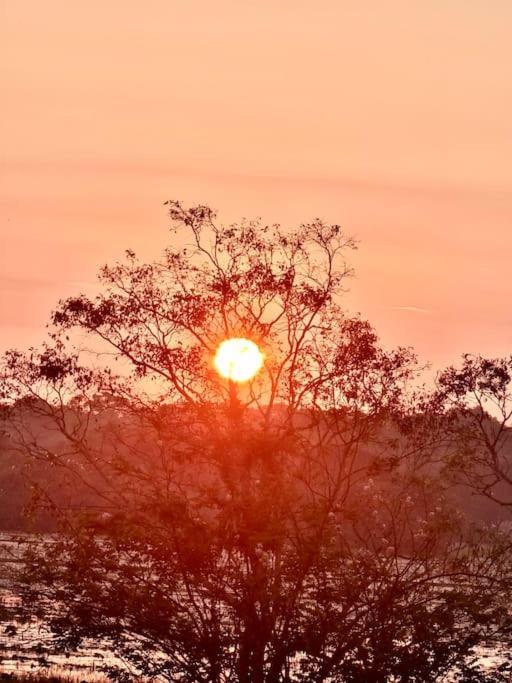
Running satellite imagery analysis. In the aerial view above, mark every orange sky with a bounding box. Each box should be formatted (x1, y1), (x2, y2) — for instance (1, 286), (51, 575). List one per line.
(1, 1), (511, 371)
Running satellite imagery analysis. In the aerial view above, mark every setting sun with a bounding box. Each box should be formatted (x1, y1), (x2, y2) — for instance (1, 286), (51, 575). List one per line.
(214, 338), (264, 383)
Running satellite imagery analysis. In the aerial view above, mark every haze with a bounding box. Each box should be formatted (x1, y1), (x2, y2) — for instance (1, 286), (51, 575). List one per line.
(2, 0), (511, 369)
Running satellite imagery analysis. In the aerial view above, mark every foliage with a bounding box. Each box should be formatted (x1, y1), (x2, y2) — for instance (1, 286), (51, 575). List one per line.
(434, 355), (512, 506)
(1, 202), (512, 682)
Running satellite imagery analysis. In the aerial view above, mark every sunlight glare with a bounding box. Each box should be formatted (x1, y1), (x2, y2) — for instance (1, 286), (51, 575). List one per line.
(214, 338), (264, 383)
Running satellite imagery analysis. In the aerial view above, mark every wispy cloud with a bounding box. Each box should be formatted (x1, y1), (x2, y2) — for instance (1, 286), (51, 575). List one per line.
(0, 277), (99, 293)
(384, 306), (433, 314)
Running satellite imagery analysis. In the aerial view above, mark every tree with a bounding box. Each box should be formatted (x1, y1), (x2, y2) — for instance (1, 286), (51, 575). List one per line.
(435, 355), (512, 507)
(1, 202), (511, 682)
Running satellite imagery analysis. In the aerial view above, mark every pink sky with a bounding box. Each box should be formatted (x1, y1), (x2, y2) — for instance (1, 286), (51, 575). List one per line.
(2, 1), (511, 371)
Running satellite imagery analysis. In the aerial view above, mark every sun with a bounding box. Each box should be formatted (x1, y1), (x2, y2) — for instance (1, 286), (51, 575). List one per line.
(214, 338), (264, 383)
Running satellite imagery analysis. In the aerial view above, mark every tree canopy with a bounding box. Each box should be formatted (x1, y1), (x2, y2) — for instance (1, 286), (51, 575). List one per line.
(1, 202), (512, 682)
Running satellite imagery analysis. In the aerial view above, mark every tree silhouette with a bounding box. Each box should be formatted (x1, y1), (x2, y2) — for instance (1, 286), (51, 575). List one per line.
(435, 355), (512, 507)
(1, 203), (511, 681)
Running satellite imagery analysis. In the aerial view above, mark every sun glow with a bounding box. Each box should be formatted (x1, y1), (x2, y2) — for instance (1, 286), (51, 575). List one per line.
(214, 338), (264, 383)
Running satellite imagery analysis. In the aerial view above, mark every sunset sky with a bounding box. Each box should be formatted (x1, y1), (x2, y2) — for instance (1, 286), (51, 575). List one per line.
(2, 1), (511, 371)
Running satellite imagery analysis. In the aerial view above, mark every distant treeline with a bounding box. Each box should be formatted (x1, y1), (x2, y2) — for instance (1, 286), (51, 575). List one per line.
(1, 401), (512, 532)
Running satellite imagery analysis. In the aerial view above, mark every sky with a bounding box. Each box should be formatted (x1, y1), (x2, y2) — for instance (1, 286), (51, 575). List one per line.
(1, 0), (511, 372)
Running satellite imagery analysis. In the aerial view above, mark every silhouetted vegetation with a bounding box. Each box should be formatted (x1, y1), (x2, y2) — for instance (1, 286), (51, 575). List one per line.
(1, 202), (512, 681)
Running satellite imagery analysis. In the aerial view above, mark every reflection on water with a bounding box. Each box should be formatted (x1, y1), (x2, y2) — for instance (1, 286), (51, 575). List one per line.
(0, 533), (121, 679)
(0, 533), (508, 681)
